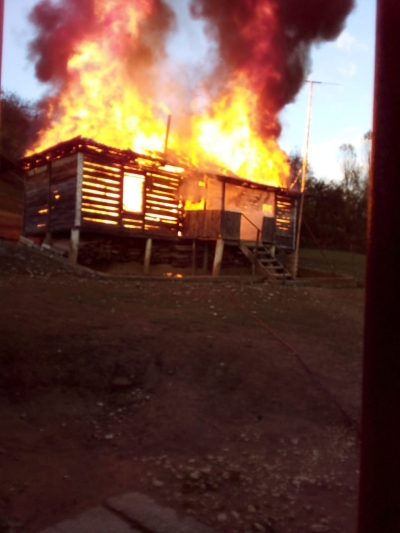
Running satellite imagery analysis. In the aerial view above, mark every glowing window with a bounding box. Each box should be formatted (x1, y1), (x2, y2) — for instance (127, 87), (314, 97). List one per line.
(123, 173), (145, 213)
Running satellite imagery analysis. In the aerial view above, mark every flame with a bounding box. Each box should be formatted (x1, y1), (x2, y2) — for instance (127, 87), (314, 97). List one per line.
(31, 0), (171, 154)
(29, 0), (289, 188)
(187, 76), (289, 186)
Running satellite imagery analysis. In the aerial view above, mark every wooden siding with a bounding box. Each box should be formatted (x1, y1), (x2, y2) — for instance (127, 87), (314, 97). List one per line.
(81, 154), (121, 227)
(25, 165), (50, 234)
(183, 210), (240, 240)
(275, 194), (297, 250)
(144, 172), (181, 236)
(50, 155), (78, 232)
(262, 217), (276, 243)
(80, 154), (182, 236)
(24, 155), (78, 235)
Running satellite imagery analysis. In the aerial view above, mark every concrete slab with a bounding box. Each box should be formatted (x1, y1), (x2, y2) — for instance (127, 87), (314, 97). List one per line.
(106, 492), (215, 533)
(39, 506), (140, 533)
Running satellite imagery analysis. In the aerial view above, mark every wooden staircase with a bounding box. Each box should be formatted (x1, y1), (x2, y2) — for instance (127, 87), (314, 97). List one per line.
(239, 242), (293, 282)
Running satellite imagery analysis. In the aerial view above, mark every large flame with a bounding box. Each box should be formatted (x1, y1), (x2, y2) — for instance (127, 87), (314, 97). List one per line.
(29, 0), (289, 187)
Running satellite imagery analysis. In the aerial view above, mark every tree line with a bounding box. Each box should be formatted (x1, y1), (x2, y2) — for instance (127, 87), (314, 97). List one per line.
(291, 134), (371, 254)
(0, 90), (41, 162)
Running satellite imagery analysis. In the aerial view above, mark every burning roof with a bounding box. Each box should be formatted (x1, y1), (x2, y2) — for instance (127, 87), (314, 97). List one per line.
(26, 0), (355, 188)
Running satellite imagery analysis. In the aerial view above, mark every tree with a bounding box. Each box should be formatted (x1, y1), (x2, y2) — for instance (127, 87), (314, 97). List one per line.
(299, 139), (370, 254)
(0, 90), (39, 161)
(288, 149), (313, 191)
(338, 143), (363, 194)
(362, 130), (372, 182)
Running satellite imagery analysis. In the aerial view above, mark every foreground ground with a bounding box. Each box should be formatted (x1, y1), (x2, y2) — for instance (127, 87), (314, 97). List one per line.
(0, 240), (364, 533)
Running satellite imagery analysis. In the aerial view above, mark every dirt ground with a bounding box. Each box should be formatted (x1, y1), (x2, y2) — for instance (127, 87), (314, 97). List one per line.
(0, 239), (364, 533)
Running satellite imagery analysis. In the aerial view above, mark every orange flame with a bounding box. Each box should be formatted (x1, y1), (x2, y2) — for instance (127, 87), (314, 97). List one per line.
(29, 0), (289, 188)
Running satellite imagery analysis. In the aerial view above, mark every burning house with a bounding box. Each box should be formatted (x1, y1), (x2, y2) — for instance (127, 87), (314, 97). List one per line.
(21, 136), (298, 278)
(21, 0), (354, 276)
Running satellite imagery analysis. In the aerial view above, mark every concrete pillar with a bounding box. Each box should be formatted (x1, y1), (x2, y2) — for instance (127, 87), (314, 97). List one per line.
(44, 232), (52, 246)
(212, 238), (224, 277)
(144, 238), (152, 275)
(69, 228), (80, 264)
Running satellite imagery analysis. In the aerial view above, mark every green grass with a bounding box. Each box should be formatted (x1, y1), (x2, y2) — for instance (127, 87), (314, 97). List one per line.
(299, 248), (367, 284)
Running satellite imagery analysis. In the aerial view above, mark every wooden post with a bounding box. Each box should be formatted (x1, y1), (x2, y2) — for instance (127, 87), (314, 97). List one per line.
(164, 114), (172, 154)
(212, 238), (224, 277)
(144, 238), (152, 275)
(202, 241), (209, 274)
(69, 228), (80, 264)
(69, 153), (84, 264)
(0, 0), (4, 129)
(47, 162), (52, 233)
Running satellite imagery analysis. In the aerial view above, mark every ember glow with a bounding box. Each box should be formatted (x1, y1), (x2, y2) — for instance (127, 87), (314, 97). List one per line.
(28, 0), (355, 188)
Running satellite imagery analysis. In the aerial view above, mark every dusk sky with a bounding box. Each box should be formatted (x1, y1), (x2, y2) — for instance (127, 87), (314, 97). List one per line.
(2, 0), (376, 181)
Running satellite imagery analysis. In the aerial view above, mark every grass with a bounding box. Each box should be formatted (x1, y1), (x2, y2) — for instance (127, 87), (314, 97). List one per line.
(299, 248), (367, 285)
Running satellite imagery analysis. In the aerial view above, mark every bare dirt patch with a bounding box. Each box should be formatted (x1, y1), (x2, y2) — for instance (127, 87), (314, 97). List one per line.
(0, 240), (364, 533)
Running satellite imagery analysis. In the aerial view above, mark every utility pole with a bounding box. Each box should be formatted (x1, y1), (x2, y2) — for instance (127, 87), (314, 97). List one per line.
(292, 81), (318, 277)
(292, 80), (341, 278)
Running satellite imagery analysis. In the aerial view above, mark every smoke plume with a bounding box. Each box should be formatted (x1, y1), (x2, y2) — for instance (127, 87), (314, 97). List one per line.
(26, 0), (355, 182)
(189, 0), (355, 138)
(28, 0), (176, 86)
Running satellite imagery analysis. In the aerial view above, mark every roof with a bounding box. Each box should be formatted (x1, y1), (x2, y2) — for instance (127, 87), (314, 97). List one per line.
(20, 136), (299, 196)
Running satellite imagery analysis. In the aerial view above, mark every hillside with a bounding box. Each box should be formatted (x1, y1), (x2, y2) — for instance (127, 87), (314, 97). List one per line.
(0, 159), (24, 240)
(0, 239), (364, 533)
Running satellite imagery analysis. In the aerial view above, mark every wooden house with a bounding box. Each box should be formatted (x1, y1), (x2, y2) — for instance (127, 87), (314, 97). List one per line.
(21, 137), (299, 278)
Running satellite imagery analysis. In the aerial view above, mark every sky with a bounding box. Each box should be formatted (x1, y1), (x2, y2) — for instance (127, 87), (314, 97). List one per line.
(2, 0), (376, 182)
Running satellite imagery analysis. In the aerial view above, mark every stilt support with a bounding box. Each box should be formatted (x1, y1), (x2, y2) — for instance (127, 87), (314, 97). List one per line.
(192, 239), (197, 275)
(44, 232), (52, 246)
(144, 238), (152, 275)
(202, 242), (209, 274)
(69, 228), (80, 264)
(212, 238), (224, 277)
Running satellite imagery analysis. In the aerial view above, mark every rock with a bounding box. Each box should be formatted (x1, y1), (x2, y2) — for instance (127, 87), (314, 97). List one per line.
(231, 511), (240, 520)
(111, 377), (132, 390)
(253, 523), (266, 532)
(190, 471), (201, 480)
(217, 513), (228, 522)
(310, 525), (329, 532)
(152, 479), (164, 488)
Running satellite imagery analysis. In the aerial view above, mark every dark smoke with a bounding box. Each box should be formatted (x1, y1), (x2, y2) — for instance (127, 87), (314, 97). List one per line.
(28, 0), (97, 84)
(189, 0), (356, 139)
(28, 0), (176, 86)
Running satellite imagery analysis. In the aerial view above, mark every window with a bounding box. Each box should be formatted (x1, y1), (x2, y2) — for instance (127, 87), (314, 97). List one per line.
(123, 173), (145, 213)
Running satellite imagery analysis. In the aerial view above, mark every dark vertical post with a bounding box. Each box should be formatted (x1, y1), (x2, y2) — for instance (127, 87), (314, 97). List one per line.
(119, 166), (124, 228)
(0, 0), (4, 87)
(357, 2), (400, 532)
(164, 114), (172, 154)
(0, 0), (4, 128)
(191, 239), (197, 275)
(47, 162), (52, 233)
(202, 241), (209, 274)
